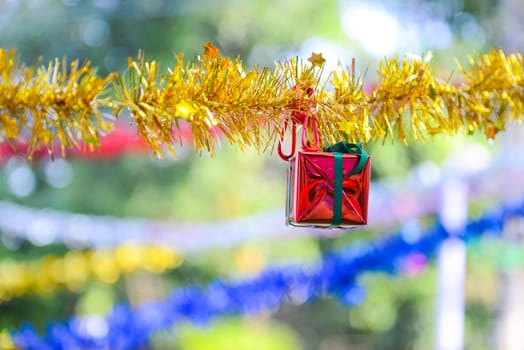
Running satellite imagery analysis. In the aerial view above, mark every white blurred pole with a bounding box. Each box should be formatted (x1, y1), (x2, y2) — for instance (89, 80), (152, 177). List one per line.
(495, 121), (524, 350)
(436, 180), (468, 350)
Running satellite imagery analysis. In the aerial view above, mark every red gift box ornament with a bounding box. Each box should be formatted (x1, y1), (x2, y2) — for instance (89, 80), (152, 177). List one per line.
(278, 114), (371, 228)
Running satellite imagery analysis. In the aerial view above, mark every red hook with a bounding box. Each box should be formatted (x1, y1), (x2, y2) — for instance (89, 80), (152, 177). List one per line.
(277, 118), (297, 161)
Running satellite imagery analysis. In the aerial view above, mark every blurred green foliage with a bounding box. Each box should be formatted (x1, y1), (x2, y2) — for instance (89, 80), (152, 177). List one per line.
(171, 318), (301, 350)
(0, 0), (342, 73)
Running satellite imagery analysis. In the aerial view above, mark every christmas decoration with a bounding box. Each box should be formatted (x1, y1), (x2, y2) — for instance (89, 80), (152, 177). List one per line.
(0, 49), (114, 158)
(279, 106), (370, 228)
(0, 45), (522, 158)
(286, 141), (370, 227)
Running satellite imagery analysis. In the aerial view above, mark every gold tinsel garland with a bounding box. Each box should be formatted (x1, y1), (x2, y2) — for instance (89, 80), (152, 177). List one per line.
(1, 44), (523, 157)
(0, 244), (183, 303)
(0, 49), (115, 157)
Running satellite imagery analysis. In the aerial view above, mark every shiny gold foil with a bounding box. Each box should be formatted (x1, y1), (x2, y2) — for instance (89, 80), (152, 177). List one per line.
(0, 49), (114, 158)
(1, 45), (522, 157)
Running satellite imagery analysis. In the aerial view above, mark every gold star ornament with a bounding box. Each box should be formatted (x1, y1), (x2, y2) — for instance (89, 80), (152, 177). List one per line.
(308, 52), (326, 67)
(203, 42), (220, 59)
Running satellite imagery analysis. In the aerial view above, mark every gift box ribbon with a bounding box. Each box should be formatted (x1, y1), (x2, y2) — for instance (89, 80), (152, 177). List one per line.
(325, 142), (369, 226)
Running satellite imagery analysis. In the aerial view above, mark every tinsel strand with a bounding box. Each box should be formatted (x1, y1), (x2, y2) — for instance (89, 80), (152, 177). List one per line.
(1, 45), (522, 157)
(0, 244), (183, 303)
(0, 49), (115, 158)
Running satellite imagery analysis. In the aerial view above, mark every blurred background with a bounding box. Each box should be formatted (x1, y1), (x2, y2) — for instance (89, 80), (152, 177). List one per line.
(0, 0), (523, 349)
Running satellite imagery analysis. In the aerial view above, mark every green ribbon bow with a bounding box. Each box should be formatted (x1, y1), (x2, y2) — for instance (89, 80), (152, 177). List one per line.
(325, 142), (368, 226)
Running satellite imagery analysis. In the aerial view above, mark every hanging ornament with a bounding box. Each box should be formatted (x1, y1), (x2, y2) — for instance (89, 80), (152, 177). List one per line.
(278, 87), (371, 228)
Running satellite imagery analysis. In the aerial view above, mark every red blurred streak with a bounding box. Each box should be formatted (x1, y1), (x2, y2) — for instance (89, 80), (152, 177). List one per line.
(0, 122), (198, 161)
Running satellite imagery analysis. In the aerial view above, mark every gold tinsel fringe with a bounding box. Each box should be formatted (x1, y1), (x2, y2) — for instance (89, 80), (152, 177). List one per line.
(0, 49), (114, 158)
(1, 44), (523, 157)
